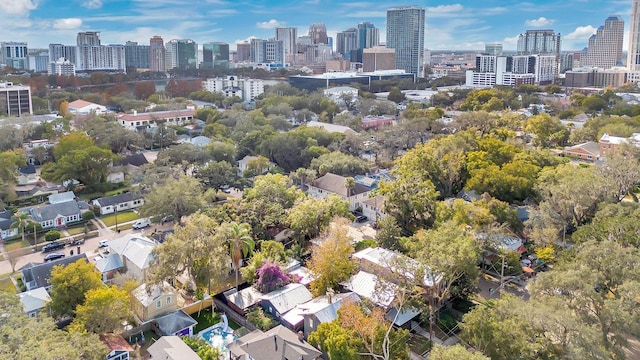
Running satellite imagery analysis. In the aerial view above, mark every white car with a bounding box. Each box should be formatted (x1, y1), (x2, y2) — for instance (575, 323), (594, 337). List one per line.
(132, 218), (151, 229)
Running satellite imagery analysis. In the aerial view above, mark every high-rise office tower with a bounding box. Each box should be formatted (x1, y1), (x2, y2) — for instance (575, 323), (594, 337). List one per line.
(166, 39), (197, 70)
(309, 23), (328, 45)
(386, 6), (425, 75)
(250, 39), (284, 64)
(357, 22), (380, 50)
(1, 42), (28, 70)
(149, 36), (165, 72)
(28, 49), (49, 73)
(363, 46), (395, 72)
(125, 41), (150, 69)
(581, 15), (624, 69)
(202, 42), (230, 70)
(485, 43), (503, 56)
(275, 27), (298, 55)
(629, 0), (640, 71)
(77, 31), (101, 46)
(49, 44), (77, 65)
(517, 30), (561, 55)
(236, 42), (251, 62)
(336, 28), (358, 59)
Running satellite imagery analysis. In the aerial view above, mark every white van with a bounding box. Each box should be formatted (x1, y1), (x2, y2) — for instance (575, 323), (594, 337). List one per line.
(132, 218), (151, 229)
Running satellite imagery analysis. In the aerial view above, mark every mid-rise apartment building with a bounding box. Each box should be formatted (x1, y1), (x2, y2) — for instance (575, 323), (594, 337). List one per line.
(0, 82), (32, 116)
(202, 76), (264, 101)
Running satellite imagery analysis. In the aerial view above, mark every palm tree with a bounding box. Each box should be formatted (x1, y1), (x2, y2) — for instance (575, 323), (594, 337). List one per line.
(345, 177), (355, 198)
(224, 222), (255, 290)
(10, 211), (30, 243)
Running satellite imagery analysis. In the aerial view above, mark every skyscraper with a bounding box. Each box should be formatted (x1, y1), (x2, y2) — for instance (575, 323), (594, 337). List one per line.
(309, 23), (328, 45)
(202, 42), (230, 70)
(236, 42), (251, 62)
(125, 41), (150, 69)
(336, 28), (358, 59)
(75, 32), (125, 72)
(1, 42), (28, 70)
(516, 30), (561, 55)
(581, 15), (624, 69)
(386, 6), (425, 76)
(628, 0), (640, 71)
(77, 31), (101, 46)
(149, 36), (165, 72)
(357, 22), (379, 50)
(275, 27), (298, 55)
(166, 39), (197, 70)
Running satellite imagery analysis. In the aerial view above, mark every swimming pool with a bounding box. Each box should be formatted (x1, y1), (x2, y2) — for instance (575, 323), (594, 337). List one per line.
(199, 325), (238, 351)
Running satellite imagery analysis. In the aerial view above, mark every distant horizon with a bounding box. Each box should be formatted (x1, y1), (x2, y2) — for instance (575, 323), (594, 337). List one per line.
(0, 0), (633, 53)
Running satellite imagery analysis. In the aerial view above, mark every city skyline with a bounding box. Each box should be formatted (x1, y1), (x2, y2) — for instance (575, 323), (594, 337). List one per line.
(0, 0), (633, 51)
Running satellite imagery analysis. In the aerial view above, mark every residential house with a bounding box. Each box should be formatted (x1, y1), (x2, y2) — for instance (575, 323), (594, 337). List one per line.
(119, 153), (149, 170)
(599, 133), (640, 157)
(103, 234), (157, 282)
(227, 325), (322, 360)
(17, 165), (38, 185)
(20, 254), (88, 291)
(323, 86), (358, 104)
(117, 109), (195, 130)
(237, 155), (275, 177)
(22, 139), (55, 165)
(306, 121), (357, 135)
(562, 141), (600, 162)
(260, 283), (313, 323)
(151, 309), (197, 336)
(361, 115), (394, 130)
(224, 287), (264, 316)
(361, 195), (386, 222)
(92, 193), (144, 215)
(18, 287), (51, 317)
(0, 209), (19, 240)
(341, 270), (396, 308)
(94, 253), (125, 283)
(99, 333), (134, 360)
(182, 135), (211, 147)
(291, 292), (360, 336)
(308, 172), (371, 211)
(28, 200), (82, 229)
(48, 191), (75, 204)
(147, 336), (200, 360)
(68, 99), (108, 115)
(132, 282), (178, 323)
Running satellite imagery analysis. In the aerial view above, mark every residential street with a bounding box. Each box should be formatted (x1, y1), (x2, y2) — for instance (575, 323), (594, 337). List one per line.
(0, 219), (174, 276)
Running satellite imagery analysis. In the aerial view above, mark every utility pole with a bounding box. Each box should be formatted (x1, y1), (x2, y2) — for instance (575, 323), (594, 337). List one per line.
(498, 253), (505, 297)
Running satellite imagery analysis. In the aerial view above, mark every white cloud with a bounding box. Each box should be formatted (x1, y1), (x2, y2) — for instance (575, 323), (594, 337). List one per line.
(82, 0), (102, 9)
(53, 18), (83, 30)
(525, 17), (554, 27)
(565, 25), (597, 40)
(0, 0), (37, 15)
(427, 4), (464, 13)
(256, 19), (283, 29)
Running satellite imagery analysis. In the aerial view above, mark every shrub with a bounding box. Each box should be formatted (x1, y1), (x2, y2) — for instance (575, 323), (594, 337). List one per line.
(45, 230), (61, 242)
(82, 211), (95, 221)
(355, 238), (377, 251)
(246, 308), (277, 331)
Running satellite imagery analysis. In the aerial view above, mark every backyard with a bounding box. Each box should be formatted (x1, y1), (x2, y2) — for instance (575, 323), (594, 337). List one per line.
(101, 211), (139, 227)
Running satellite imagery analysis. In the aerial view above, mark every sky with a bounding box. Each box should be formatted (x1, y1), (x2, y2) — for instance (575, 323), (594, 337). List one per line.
(0, 0), (634, 52)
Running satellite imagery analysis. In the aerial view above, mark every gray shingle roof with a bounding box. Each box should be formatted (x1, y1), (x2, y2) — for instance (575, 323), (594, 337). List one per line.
(93, 192), (142, 208)
(21, 254), (88, 289)
(154, 309), (197, 336)
(260, 283), (313, 315)
(48, 191), (75, 204)
(30, 201), (81, 222)
(311, 173), (370, 197)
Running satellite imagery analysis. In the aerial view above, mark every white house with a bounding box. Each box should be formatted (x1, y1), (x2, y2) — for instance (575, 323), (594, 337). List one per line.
(361, 195), (386, 221)
(306, 121), (357, 135)
(0, 209), (19, 240)
(237, 155), (275, 177)
(18, 287), (51, 318)
(28, 201), (82, 229)
(67, 99), (108, 115)
(92, 192), (144, 215)
(118, 109), (195, 130)
(323, 86), (358, 104)
(308, 172), (371, 211)
(103, 233), (157, 282)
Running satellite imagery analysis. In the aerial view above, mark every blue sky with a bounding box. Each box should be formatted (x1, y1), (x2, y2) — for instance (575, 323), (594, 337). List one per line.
(0, 0), (634, 51)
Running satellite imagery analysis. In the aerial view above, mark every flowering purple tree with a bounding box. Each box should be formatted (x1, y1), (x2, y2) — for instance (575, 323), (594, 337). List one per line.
(256, 261), (300, 293)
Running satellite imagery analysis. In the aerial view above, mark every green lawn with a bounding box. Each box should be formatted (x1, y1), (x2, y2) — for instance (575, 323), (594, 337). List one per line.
(4, 239), (30, 251)
(101, 211), (139, 226)
(191, 308), (222, 333)
(0, 277), (17, 294)
(66, 226), (86, 236)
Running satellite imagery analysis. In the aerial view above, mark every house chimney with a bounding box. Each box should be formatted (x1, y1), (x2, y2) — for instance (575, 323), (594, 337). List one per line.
(133, 110), (137, 116)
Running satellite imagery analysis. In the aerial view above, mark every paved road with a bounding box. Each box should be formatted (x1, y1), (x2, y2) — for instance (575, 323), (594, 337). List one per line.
(0, 219), (174, 276)
(477, 274), (530, 300)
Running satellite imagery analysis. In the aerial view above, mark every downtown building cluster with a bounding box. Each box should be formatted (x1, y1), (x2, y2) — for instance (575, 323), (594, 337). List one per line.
(1, 6), (428, 77)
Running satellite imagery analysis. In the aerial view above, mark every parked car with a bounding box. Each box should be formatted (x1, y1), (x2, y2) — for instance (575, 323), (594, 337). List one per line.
(355, 215), (368, 223)
(161, 215), (174, 224)
(132, 218), (151, 229)
(42, 241), (64, 253)
(44, 253), (65, 262)
(68, 238), (85, 246)
(98, 240), (109, 248)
